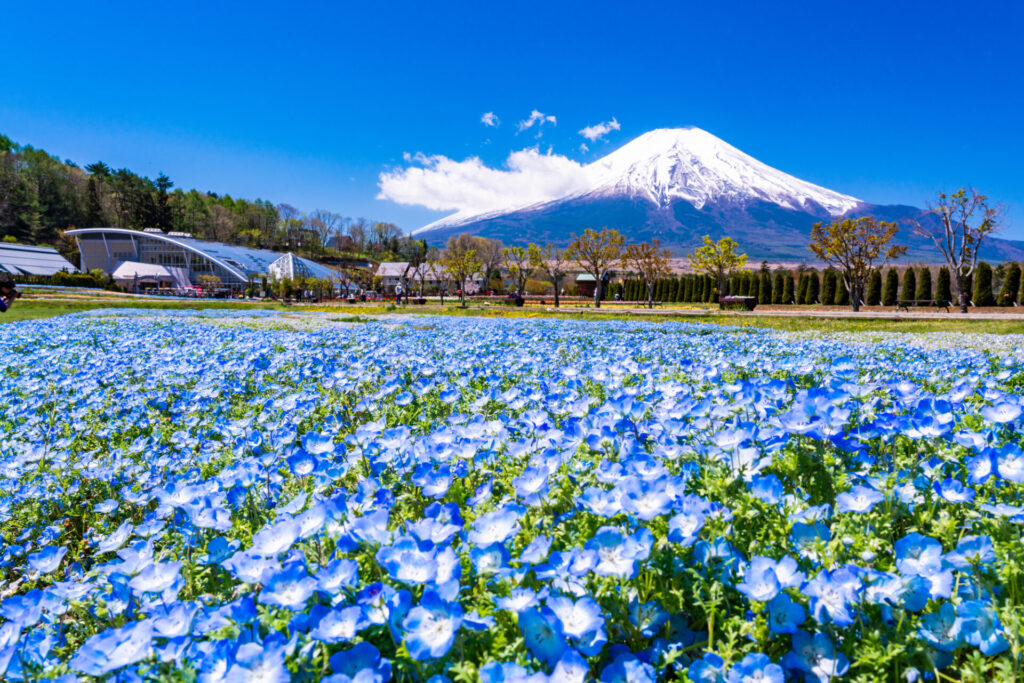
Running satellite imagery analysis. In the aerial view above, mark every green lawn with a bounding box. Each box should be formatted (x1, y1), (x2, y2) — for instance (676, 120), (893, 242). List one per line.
(0, 299), (281, 323)
(6, 296), (1024, 335)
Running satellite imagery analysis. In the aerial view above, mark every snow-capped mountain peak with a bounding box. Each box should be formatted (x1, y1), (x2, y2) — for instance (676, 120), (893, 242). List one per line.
(582, 127), (861, 214)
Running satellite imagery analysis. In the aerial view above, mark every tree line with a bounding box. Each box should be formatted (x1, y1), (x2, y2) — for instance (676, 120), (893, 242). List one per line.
(0, 133), (420, 262)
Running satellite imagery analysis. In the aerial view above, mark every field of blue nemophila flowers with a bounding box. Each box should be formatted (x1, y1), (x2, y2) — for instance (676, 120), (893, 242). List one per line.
(1, 310), (1024, 683)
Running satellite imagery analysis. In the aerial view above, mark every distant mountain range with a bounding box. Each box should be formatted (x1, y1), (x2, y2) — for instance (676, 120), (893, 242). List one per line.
(413, 127), (1024, 262)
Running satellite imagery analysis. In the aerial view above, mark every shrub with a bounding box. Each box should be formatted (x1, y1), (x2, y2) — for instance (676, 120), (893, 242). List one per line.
(883, 268), (899, 306)
(916, 267), (933, 302)
(866, 269), (882, 305)
(974, 262), (995, 306)
(936, 267), (952, 303)
(759, 271), (772, 305)
(772, 271), (785, 304)
(821, 269), (837, 305)
(806, 271), (820, 304)
(997, 262), (1020, 306)
(900, 268), (917, 304)
(834, 277), (849, 305)
(797, 273), (809, 304)
(782, 272), (795, 304)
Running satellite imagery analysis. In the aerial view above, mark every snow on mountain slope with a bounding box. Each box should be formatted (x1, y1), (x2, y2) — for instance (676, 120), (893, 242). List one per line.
(584, 128), (861, 213)
(413, 127), (862, 234)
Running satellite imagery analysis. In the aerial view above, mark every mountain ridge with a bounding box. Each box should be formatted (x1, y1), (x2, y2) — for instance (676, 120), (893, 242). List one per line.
(414, 128), (1023, 262)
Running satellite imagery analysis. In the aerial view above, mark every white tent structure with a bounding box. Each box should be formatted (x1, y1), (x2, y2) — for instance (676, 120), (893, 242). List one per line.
(110, 261), (182, 289)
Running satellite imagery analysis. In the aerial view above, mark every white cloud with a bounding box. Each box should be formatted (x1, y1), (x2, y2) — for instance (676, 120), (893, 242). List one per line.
(481, 112), (499, 127)
(579, 117), (620, 141)
(579, 143), (589, 153)
(517, 109), (557, 132)
(377, 147), (590, 215)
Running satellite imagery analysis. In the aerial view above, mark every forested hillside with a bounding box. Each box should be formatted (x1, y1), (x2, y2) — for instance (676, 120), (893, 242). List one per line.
(0, 134), (406, 260)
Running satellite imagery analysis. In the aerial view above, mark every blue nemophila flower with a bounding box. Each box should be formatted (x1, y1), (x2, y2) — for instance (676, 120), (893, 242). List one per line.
(918, 601), (962, 652)
(726, 652), (784, 683)
(688, 651), (726, 682)
(69, 620), (152, 677)
(401, 590), (463, 660)
(933, 478), (975, 504)
(96, 520), (133, 554)
(468, 505), (523, 546)
(586, 526), (653, 579)
(311, 605), (369, 643)
(767, 593), (805, 634)
(249, 518), (302, 556)
(668, 511), (705, 546)
(93, 498), (119, 514)
(376, 535), (438, 584)
(600, 650), (656, 683)
(835, 484), (884, 514)
(945, 535), (996, 569)
(519, 607), (568, 667)
(737, 557), (782, 603)
(148, 601), (200, 638)
(128, 560), (182, 595)
(519, 534), (552, 564)
(470, 542), (511, 577)
(894, 533), (944, 577)
(749, 474), (784, 505)
(802, 567), (861, 627)
(222, 550), (280, 584)
(227, 633), (293, 683)
(25, 545), (66, 574)
(958, 600), (1009, 655)
(317, 557), (360, 597)
(259, 560), (318, 610)
(302, 431), (337, 455)
(782, 631), (849, 681)
(790, 521), (830, 560)
(995, 443), (1024, 483)
(198, 536), (239, 564)
(546, 595), (605, 639)
(495, 587), (545, 613)
(628, 597), (669, 638)
(980, 402), (1022, 424)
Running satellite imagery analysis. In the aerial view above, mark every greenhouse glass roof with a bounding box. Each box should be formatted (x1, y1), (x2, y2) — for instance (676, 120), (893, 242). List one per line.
(0, 243), (78, 276)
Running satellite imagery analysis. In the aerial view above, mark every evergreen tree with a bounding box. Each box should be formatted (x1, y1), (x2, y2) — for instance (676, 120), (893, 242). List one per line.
(916, 266), (933, 301)
(705, 275), (716, 302)
(797, 273), (809, 304)
(782, 272), (795, 304)
(759, 271), (772, 304)
(866, 269), (882, 305)
(974, 261), (995, 306)
(883, 268), (899, 306)
(806, 271), (821, 304)
(821, 269), (836, 304)
(749, 273), (760, 301)
(772, 271), (785, 304)
(835, 279), (849, 305)
(937, 267), (952, 304)
(900, 268), (917, 304)
(676, 276), (686, 302)
(998, 262), (1020, 306)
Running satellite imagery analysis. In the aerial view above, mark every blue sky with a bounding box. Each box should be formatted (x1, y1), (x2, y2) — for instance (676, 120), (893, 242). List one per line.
(2, 1), (1022, 236)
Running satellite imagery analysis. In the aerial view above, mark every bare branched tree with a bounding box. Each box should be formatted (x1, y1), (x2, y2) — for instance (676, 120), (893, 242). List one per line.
(623, 239), (672, 308)
(910, 188), (1004, 313)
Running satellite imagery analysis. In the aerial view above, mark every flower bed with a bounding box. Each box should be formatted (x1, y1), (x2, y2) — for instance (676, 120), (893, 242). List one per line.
(0, 311), (1022, 681)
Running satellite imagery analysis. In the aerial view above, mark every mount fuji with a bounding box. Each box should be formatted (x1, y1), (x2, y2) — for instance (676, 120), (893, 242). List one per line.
(413, 127), (1024, 262)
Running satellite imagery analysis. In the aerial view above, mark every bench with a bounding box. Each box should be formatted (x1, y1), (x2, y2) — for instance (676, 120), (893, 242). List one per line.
(897, 299), (951, 312)
(719, 296), (757, 311)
